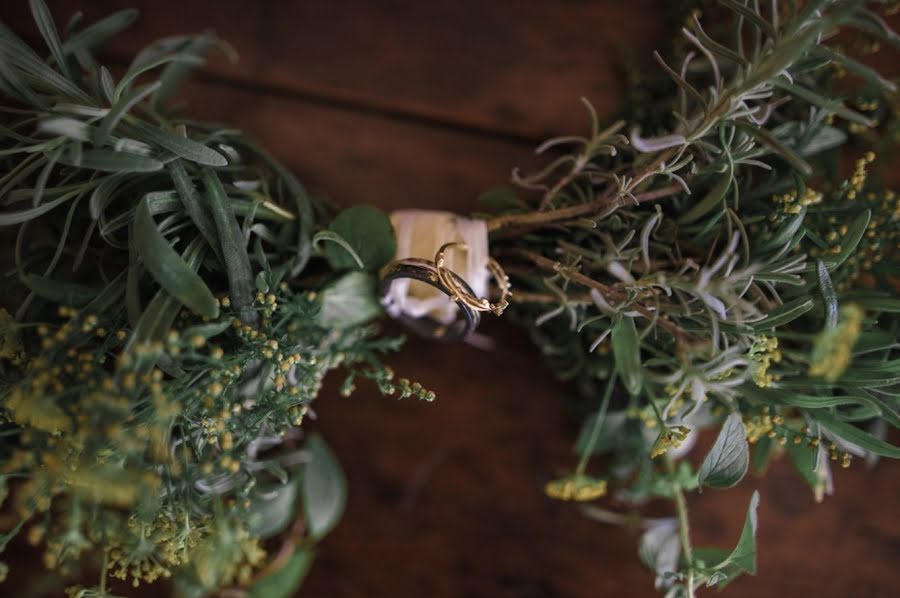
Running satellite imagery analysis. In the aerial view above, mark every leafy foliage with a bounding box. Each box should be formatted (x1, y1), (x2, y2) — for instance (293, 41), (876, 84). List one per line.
(483, 1), (900, 595)
(0, 3), (428, 595)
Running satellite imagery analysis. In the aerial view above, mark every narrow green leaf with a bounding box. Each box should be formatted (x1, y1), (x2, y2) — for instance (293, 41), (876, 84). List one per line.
(611, 316), (642, 396)
(99, 66), (116, 104)
(113, 53), (202, 101)
(814, 47), (897, 93)
(817, 210), (870, 272)
(698, 413), (749, 489)
(167, 160), (221, 259)
(30, 0), (73, 81)
(313, 230), (365, 269)
(774, 80), (873, 127)
(128, 120), (227, 167)
(811, 411), (900, 458)
(134, 195), (219, 318)
(301, 434), (347, 539)
(0, 21), (93, 104)
(20, 274), (96, 306)
(0, 193), (71, 226)
(751, 297), (813, 331)
(95, 81), (160, 146)
(816, 260), (837, 329)
(154, 34), (216, 108)
(738, 122), (812, 177)
(62, 9), (138, 52)
(679, 167), (732, 225)
(58, 148), (163, 173)
(202, 168), (255, 322)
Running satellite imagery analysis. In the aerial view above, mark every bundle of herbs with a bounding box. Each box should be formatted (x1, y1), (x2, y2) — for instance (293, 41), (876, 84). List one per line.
(483, 0), (900, 594)
(0, 2), (421, 596)
(1, 1), (899, 597)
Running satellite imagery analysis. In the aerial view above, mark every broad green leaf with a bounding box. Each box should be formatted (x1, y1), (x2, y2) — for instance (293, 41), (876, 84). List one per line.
(638, 519), (680, 583)
(700, 491), (760, 588)
(323, 205), (396, 272)
(698, 413), (749, 489)
(316, 271), (382, 329)
(301, 434), (347, 539)
(248, 548), (315, 598)
(247, 478), (300, 540)
(611, 317), (642, 396)
(134, 195), (219, 318)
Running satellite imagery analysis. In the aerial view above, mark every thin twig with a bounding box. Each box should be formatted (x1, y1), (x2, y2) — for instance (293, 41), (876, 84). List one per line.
(487, 183), (682, 232)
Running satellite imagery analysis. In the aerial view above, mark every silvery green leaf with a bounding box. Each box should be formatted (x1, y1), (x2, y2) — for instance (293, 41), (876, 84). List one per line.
(698, 413), (749, 489)
(248, 548), (315, 598)
(301, 434), (346, 539)
(247, 478), (300, 540)
(638, 519), (680, 589)
(316, 271), (381, 329)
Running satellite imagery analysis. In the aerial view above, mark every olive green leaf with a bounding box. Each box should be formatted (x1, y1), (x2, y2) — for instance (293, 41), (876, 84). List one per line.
(323, 205), (396, 271)
(134, 195), (219, 318)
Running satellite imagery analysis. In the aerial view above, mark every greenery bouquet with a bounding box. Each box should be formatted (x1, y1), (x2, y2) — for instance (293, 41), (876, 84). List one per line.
(1, 1), (898, 597)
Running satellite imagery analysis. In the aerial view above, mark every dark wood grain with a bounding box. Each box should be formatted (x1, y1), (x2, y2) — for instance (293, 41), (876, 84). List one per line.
(1, 1), (899, 597)
(3, 0), (666, 141)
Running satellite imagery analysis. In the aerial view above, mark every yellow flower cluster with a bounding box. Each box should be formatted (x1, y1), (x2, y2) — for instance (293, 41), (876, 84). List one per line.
(748, 335), (781, 388)
(844, 151), (875, 200)
(809, 304), (864, 382)
(650, 425), (691, 458)
(771, 186), (823, 215)
(544, 474), (607, 501)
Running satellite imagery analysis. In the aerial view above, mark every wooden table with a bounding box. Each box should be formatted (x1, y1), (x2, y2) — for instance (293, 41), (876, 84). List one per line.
(3, 1), (899, 596)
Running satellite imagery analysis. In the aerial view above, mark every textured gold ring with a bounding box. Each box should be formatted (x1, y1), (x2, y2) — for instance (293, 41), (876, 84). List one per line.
(434, 243), (511, 317)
